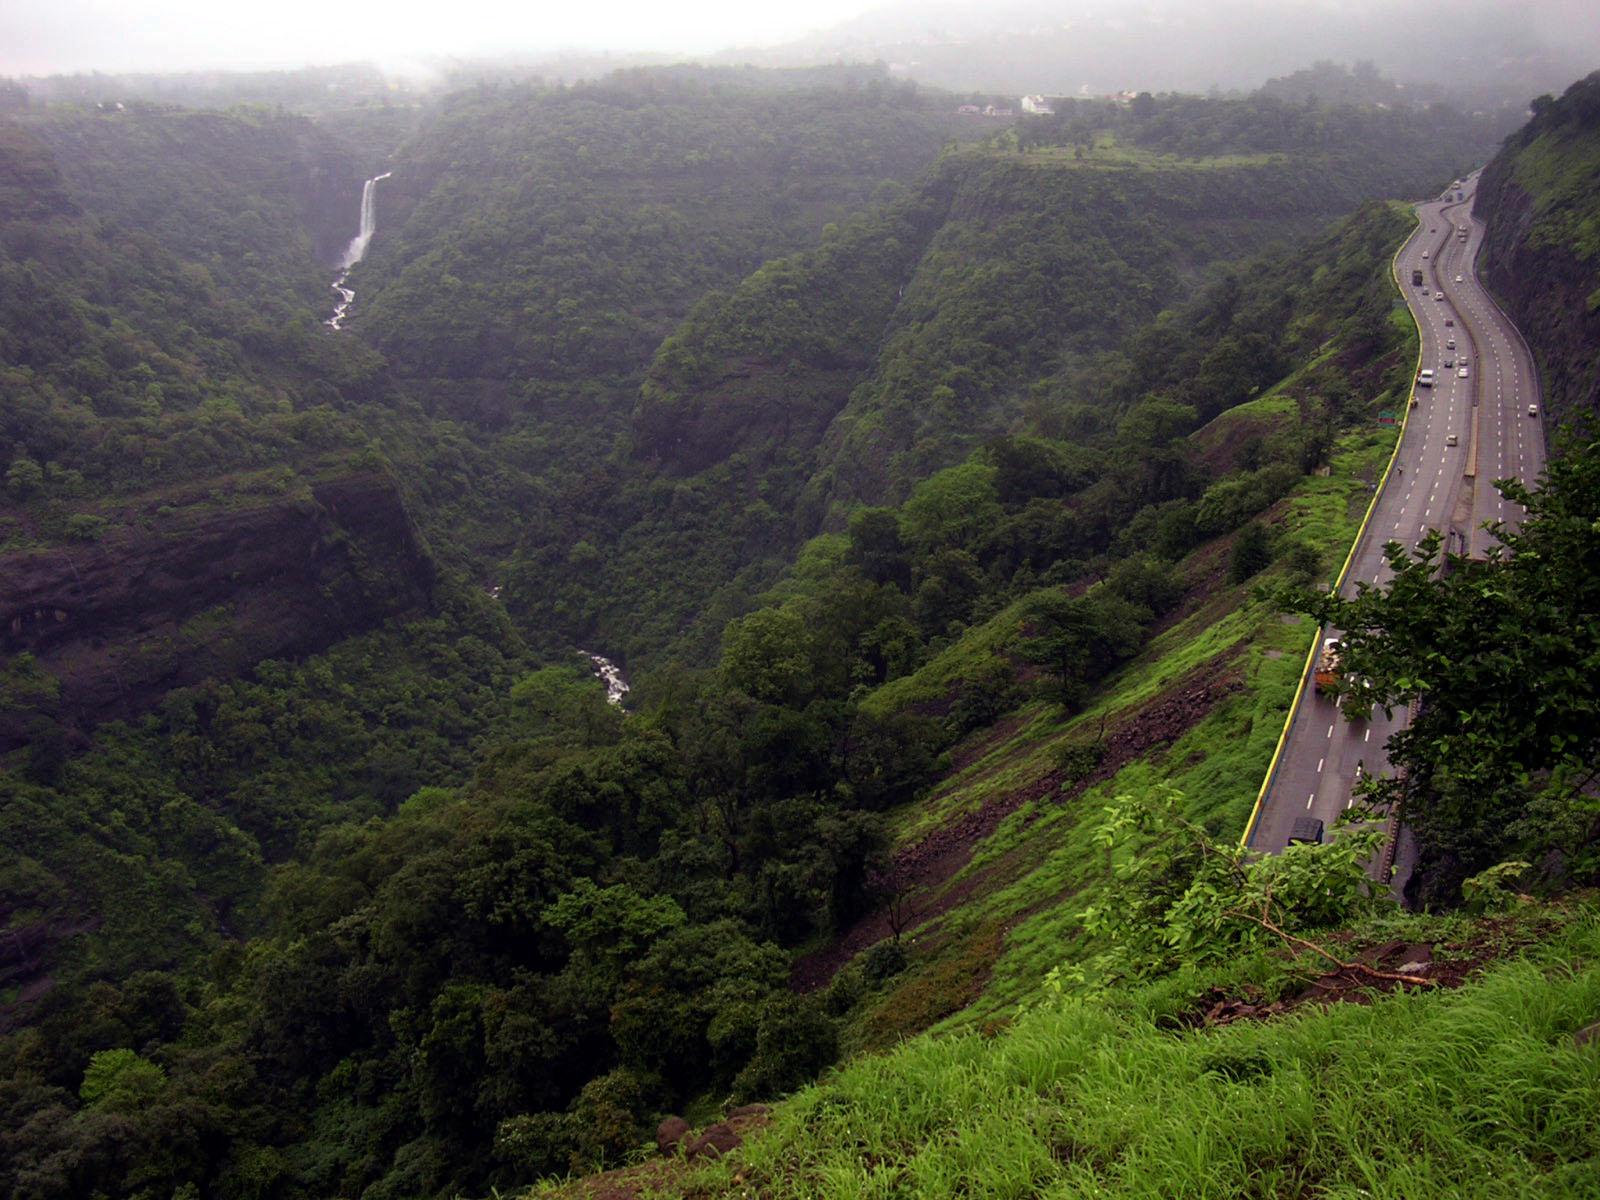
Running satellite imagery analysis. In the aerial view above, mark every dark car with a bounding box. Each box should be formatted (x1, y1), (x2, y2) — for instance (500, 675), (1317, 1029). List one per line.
(1288, 817), (1325, 845)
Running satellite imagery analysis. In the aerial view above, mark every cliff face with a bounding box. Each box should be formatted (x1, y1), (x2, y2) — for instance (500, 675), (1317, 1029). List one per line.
(1474, 73), (1600, 425)
(0, 472), (434, 749)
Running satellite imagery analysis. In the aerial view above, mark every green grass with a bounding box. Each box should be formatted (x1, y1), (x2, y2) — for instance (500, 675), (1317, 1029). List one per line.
(1006, 132), (1287, 173)
(641, 909), (1600, 1199)
(1515, 130), (1600, 263)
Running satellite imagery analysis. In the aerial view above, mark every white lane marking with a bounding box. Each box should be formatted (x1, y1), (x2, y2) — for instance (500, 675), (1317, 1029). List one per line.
(1317, 757), (1325, 772)
(1327, 724), (1335, 738)
(1307, 793), (1316, 810)
(1364, 728), (1371, 742)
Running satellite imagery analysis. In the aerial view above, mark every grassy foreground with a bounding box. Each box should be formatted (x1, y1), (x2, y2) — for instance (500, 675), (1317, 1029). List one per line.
(607, 909), (1600, 1199)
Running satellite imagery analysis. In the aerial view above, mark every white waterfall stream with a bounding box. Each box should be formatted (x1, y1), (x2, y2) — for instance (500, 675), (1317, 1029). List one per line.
(325, 171), (392, 329)
(587, 654), (631, 706)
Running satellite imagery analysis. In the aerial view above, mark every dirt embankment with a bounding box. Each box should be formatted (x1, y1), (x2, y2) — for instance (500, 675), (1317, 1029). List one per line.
(790, 662), (1245, 992)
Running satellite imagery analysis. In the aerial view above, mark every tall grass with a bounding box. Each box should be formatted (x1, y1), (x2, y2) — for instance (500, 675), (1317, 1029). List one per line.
(662, 915), (1600, 1199)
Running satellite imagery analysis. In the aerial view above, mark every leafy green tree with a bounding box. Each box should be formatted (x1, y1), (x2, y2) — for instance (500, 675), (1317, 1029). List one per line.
(545, 879), (686, 989)
(900, 462), (1001, 554)
(846, 507), (911, 589)
(1228, 522), (1274, 582)
(79, 1048), (166, 1112)
(1063, 785), (1386, 993)
(5, 455), (44, 498)
(721, 607), (814, 704)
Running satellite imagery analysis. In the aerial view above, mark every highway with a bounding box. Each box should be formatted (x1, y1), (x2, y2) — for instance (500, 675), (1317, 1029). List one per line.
(1243, 170), (1546, 885)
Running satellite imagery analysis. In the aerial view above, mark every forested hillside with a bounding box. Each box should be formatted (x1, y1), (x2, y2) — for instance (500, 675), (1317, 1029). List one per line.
(3, 61), (1592, 1200)
(1476, 69), (1600, 423)
(489, 89), (1499, 667)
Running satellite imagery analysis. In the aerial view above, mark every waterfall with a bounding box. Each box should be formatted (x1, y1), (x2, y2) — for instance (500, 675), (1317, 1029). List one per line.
(325, 171), (392, 330)
(587, 653), (631, 706)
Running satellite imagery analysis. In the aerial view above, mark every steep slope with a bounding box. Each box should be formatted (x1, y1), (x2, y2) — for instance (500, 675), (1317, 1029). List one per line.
(1475, 70), (1600, 424)
(0, 111), (444, 745)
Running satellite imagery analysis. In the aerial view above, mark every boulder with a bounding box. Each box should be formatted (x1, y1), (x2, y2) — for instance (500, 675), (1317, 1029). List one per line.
(686, 1122), (742, 1160)
(656, 1115), (690, 1156)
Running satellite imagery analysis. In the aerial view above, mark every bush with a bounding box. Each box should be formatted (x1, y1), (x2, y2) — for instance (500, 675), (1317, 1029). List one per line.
(64, 513), (108, 541)
(731, 995), (839, 1102)
(862, 939), (908, 984)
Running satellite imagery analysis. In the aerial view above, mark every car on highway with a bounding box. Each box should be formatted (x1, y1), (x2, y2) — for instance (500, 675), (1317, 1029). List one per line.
(1458, 367), (1469, 378)
(1444, 357), (1454, 368)
(1435, 292), (1445, 300)
(1447, 338), (1455, 349)
(1446, 434), (1459, 446)
(1288, 817), (1324, 845)
(1422, 250), (1430, 258)
(1446, 318), (1454, 326)
(1455, 274), (1464, 282)
(1529, 404), (1539, 417)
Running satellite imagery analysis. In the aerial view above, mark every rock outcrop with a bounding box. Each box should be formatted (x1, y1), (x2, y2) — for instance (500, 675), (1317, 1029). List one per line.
(0, 471), (434, 749)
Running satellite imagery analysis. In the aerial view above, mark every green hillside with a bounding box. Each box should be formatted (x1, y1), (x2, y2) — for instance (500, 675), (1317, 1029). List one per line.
(2, 62), (1595, 1200)
(1476, 70), (1600, 423)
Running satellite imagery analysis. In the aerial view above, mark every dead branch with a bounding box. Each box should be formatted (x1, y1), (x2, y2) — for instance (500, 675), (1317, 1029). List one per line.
(1224, 894), (1437, 988)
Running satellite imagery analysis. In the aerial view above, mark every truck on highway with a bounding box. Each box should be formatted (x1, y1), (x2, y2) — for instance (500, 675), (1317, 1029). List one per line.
(1314, 637), (1342, 694)
(1412, 267), (1424, 286)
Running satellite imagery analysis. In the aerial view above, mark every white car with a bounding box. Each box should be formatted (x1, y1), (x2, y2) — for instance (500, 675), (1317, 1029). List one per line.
(1446, 434), (1459, 446)
(1528, 405), (1539, 417)
(1422, 251), (1430, 259)
(1455, 275), (1463, 283)
(1458, 367), (1469, 378)
(1435, 292), (1445, 301)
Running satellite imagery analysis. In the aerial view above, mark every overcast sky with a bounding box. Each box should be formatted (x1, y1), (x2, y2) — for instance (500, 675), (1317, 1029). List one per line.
(4, 0), (1598, 80)
(0, 0), (881, 76)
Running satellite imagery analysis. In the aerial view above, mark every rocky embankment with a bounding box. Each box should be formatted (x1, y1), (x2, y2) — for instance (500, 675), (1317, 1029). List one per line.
(1474, 73), (1600, 425)
(0, 472), (434, 749)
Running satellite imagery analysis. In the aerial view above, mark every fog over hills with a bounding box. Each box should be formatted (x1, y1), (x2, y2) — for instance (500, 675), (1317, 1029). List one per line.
(4, 0), (1598, 106)
(721, 0), (1600, 102)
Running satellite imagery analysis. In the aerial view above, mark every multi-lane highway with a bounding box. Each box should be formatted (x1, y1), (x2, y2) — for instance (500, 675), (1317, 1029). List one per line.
(1243, 170), (1546, 882)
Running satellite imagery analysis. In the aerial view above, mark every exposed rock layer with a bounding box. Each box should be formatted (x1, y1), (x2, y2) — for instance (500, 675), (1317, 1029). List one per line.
(1, 472), (434, 748)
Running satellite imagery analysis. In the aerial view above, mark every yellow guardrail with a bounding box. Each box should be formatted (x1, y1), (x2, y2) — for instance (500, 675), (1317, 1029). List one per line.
(1238, 203), (1426, 848)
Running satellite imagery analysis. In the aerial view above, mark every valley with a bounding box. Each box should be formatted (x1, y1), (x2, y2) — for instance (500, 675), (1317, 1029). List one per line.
(1, 51), (1598, 1200)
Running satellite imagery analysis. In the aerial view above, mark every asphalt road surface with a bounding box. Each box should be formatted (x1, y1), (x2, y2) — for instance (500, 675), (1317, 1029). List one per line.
(1244, 171), (1546, 887)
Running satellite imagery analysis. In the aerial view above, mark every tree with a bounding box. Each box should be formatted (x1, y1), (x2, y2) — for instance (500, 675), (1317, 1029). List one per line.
(1022, 588), (1149, 704)
(1228, 522), (1274, 582)
(847, 507), (911, 589)
(6, 455), (44, 498)
(721, 607), (813, 705)
(79, 1048), (166, 1112)
(1060, 785), (1395, 994)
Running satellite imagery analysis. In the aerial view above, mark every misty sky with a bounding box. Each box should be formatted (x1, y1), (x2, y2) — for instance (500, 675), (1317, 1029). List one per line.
(4, 0), (1598, 81)
(0, 0), (880, 76)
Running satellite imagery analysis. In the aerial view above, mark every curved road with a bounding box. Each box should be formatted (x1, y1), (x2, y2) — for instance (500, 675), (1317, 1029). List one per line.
(1244, 171), (1546, 883)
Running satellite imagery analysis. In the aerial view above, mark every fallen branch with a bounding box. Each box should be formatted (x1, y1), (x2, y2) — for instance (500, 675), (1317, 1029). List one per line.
(1224, 895), (1437, 988)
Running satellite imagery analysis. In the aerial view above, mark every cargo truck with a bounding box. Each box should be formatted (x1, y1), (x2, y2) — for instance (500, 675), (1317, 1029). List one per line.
(1412, 267), (1424, 286)
(1314, 637), (1342, 694)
